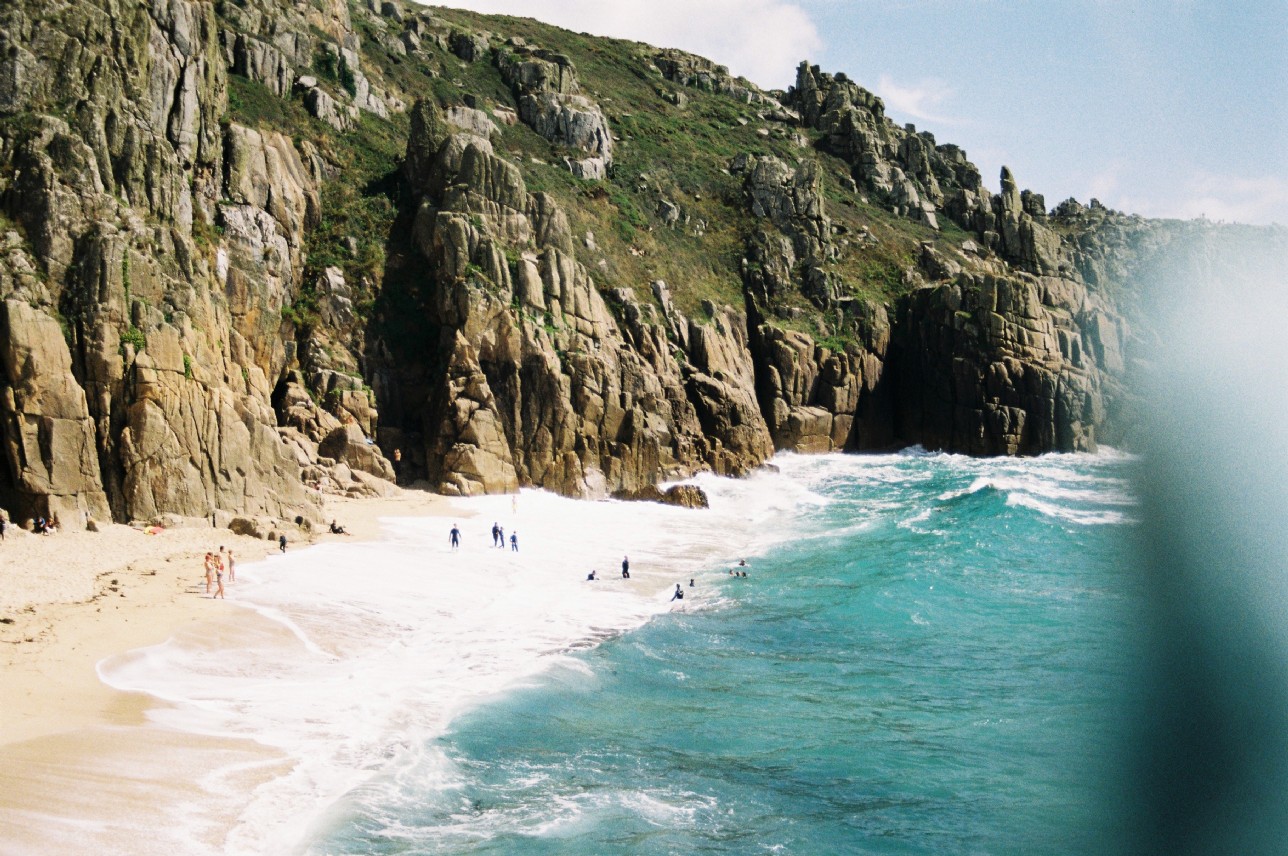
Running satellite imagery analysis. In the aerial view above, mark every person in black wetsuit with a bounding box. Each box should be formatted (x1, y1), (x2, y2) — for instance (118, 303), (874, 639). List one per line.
(670, 584), (684, 602)
(491, 522), (500, 547)
(450, 524), (461, 551)
(510, 532), (518, 552)
(587, 570), (597, 581)
(278, 533), (287, 553)
(621, 556), (630, 578)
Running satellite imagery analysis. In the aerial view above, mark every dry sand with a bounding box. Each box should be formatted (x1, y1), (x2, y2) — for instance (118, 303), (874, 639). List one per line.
(0, 487), (456, 853)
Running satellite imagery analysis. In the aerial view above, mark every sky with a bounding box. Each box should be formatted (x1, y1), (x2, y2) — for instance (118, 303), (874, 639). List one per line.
(428, 0), (1287, 225)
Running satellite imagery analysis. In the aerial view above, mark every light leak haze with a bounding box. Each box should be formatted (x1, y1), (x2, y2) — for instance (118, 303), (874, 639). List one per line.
(428, 0), (1287, 226)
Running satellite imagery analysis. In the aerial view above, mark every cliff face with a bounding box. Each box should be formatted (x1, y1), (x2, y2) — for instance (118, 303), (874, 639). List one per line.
(0, 0), (1273, 524)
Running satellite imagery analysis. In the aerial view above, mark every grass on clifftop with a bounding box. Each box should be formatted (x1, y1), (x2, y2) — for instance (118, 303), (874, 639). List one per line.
(222, 1), (952, 349)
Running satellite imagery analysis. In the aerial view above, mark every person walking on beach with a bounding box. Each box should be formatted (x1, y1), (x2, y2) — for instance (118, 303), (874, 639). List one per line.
(689, 579), (695, 588)
(670, 584), (684, 602)
(450, 524), (461, 551)
(621, 556), (630, 579)
(491, 522), (500, 547)
(279, 534), (287, 553)
(510, 531), (518, 552)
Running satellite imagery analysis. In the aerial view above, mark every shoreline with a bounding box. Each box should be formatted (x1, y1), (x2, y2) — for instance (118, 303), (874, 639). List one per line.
(0, 487), (457, 853)
(0, 488), (456, 747)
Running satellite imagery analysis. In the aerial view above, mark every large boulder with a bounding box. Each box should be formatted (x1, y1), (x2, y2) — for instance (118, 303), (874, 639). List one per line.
(318, 423), (397, 483)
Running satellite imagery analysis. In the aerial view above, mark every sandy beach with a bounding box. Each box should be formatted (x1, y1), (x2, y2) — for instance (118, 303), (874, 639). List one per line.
(0, 487), (456, 853)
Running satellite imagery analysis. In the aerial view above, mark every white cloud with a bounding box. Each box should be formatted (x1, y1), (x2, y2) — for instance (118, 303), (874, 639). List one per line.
(1103, 171), (1288, 226)
(421, 1), (822, 89)
(873, 73), (962, 127)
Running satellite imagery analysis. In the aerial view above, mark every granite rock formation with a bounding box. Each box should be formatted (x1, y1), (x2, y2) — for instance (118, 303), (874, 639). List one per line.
(2, 0), (1271, 524)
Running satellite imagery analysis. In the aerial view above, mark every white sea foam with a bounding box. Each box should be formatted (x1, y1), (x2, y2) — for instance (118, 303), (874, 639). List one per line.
(97, 477), (815, 854)
(92, 449), (1134, 853)
(1005, 492), (1135, 526)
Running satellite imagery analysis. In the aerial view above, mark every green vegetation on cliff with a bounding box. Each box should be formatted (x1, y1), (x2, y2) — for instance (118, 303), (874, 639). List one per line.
(4, 0), (1280, 525)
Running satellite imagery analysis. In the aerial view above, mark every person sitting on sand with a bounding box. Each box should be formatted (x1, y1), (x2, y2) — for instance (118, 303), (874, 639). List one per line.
(329, 520), (349, 535)
(587, 570), (597, 581)
(689, 579), (695, 587)
(34, 516), (47, 535)
(670, 584), (684, 601)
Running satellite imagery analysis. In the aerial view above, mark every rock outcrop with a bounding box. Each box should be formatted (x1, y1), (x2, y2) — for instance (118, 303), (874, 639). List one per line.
(496, 43), (613, 180)
(395, 100), (775, 496)
(890, 273), (1107, 454)
(0, 0), (324, 526)
(2, 0), (1257, 524)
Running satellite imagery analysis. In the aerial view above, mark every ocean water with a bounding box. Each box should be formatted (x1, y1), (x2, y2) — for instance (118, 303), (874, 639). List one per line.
(100, 450), (1138, 855)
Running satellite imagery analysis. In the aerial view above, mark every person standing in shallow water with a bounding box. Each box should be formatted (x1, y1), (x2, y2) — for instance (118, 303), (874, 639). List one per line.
(450, 524), (461, 551)
(621, 556), (630, 578)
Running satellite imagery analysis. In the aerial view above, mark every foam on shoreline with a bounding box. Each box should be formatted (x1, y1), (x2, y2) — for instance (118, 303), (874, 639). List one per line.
(1, 449), (1133, 854)
(94, 477), (810, 853)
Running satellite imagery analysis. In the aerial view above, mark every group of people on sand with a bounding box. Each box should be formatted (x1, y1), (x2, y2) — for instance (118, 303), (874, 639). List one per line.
(203, 546), (235, 599)
(0, 513), (63, 540)
(446, 522), (519, 552)
(490, 521), (518, 551)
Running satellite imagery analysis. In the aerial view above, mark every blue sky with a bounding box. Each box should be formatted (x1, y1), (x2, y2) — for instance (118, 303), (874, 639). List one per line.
(432, 1), (1287, 224)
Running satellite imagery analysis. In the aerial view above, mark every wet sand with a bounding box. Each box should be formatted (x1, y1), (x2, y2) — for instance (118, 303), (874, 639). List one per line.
(0, 488), (456, 854)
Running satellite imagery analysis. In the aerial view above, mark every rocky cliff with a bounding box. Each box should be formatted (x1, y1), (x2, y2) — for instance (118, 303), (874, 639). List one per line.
(0, 0), (1275, 525)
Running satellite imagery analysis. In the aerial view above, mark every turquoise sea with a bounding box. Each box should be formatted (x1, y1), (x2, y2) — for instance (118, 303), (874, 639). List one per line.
(304, 450), (1138, 854)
